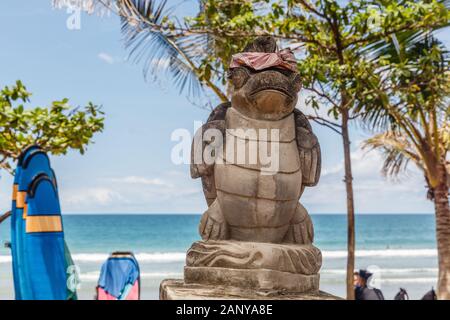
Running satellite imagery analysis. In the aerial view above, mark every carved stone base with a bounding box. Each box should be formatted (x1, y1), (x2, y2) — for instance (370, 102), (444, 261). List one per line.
(160, 279), (342, 300)
(187, 240), (322, 275)
(185, 266), (319, 293)
(183, 240), (322, 294)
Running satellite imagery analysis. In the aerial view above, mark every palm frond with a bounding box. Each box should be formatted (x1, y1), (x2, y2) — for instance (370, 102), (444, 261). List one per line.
(363, 131), (422, 177)
(363, 30), (429, 63)
(118, 0), (209, 98)
(358, 34), (449, 135)
(361, 0), (450, 63)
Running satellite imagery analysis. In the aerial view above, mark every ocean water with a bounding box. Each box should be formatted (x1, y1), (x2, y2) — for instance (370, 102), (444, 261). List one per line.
(0, 214), (438, 300)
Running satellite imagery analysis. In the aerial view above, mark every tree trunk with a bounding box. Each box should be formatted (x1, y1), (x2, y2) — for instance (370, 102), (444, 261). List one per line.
(0, 211), (11, 224)
(434, 164), (450, 299)
(341, 109), (356, 300)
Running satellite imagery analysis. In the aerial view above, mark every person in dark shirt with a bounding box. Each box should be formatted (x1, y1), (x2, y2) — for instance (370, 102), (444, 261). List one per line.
(394, 288), (409, 300)
(354, 269), (385, 300)
(421, 288), (437, 300)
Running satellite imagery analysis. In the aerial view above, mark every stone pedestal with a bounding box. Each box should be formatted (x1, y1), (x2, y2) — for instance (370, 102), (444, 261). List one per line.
(160, 279), (342, 300)
(159, 240), (340, 300)
(184, 267), (319, 293)
(184, 240), (321, 293)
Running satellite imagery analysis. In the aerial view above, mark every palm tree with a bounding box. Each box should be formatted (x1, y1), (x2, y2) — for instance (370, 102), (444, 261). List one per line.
(362, 35), (450, 299)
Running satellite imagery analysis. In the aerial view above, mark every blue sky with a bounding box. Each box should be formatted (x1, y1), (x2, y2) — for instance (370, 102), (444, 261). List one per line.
(0, 0), (447, 214)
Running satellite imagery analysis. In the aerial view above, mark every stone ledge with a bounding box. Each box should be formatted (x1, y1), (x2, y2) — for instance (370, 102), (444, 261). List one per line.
(160, 279), (343, 300)
(184, 266), (319, 293)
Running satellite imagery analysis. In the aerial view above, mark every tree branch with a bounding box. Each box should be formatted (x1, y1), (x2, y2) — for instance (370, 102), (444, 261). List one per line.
(296, 0), (327, 19)
(307, 115), (342, 135)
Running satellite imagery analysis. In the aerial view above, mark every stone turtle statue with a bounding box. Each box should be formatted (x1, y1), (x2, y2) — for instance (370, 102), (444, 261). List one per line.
(191, 36), (321, 245)
(187, 36), (322, 293)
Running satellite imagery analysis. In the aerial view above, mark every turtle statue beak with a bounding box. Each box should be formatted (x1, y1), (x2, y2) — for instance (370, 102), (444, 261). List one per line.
(249, 88), (294, 115)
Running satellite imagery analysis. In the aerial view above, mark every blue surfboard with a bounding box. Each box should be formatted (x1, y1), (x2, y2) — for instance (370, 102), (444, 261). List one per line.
(24, 173), (67, 299)
(10, 145), (40, 299)
(16, 148), (55, 299)
(10, 146), (77, 300)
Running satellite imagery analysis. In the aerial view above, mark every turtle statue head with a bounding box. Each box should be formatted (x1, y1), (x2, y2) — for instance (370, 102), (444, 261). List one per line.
(227, 36), (302, 120)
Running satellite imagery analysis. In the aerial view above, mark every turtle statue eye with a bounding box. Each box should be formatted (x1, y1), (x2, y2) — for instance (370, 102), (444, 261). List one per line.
(230, 68), (250, 89)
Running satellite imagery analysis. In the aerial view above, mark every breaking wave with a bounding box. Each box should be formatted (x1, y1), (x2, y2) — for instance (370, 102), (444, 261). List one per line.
(322, 249), (437, 259)
(0, 248), (437, 265)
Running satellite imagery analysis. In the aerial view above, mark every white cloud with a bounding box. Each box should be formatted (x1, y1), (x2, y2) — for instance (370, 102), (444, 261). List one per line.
(301, 145), (432, 214)
(321, 163), (343, 177)
(63, 187), (123, 207)
(57, 173), (204, 213)
(109, 176), (172, 187)
(97, 52), (114, 64)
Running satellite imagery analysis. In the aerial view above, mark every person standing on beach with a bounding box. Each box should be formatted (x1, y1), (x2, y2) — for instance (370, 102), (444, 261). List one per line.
(354, 270), (385, 300)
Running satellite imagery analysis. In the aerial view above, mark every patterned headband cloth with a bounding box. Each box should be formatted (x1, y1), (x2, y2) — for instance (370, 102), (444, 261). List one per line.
(229, 48), (297, 72)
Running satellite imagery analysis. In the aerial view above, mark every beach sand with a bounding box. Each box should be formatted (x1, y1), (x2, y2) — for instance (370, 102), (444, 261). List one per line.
(0, 260), (437, 300)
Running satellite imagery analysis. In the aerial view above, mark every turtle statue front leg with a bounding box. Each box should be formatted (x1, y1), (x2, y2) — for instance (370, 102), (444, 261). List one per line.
(199, 200), (229, 240)
(186, 201), (322, 293)
(283, 203), (314, 245)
